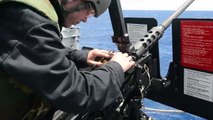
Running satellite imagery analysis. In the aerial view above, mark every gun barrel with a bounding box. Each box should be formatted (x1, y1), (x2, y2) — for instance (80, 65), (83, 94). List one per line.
(130, 0), (195, 59)
(162, 0), (195, 29)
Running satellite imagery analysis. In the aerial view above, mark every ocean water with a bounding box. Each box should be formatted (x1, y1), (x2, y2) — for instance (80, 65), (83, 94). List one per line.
(77, 10), (213, 77)
(74, 10), (213, 120)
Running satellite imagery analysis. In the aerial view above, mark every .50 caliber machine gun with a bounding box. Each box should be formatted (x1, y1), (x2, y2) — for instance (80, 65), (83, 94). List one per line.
(54, 0), (195, 120)
(72, 0), (195, 120)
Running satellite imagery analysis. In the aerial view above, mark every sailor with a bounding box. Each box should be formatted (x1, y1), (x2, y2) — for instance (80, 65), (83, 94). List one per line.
(0, 0), (135, 119)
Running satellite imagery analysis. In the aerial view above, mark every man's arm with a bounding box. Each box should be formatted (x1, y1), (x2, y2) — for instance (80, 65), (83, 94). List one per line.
(1, 11), (124, 114)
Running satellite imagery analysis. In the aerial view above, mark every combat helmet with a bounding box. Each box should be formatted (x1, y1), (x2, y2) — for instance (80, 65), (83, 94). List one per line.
(86, 0), (111, 17)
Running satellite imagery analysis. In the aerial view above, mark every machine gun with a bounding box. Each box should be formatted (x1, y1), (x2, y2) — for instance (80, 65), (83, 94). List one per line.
(54, 0), (195, 120)
(71, 0), (195, 120)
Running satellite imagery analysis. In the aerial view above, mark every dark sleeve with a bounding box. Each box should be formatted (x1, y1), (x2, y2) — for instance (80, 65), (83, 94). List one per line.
(65, 47), (90, 68)
(3, 22), (125, 113)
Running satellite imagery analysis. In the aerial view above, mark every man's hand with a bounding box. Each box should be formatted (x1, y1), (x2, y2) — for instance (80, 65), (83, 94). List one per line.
(87, 49), (135, 72)
(110, 52), (135, 72)
(87, 49), (114, 66)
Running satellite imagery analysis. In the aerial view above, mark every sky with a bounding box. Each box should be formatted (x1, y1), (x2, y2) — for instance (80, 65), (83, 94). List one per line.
(120, 0), (213, 11)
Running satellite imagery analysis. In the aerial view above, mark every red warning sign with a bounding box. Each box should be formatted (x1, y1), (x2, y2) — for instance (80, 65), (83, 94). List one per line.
(180, 20), (213, 72)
